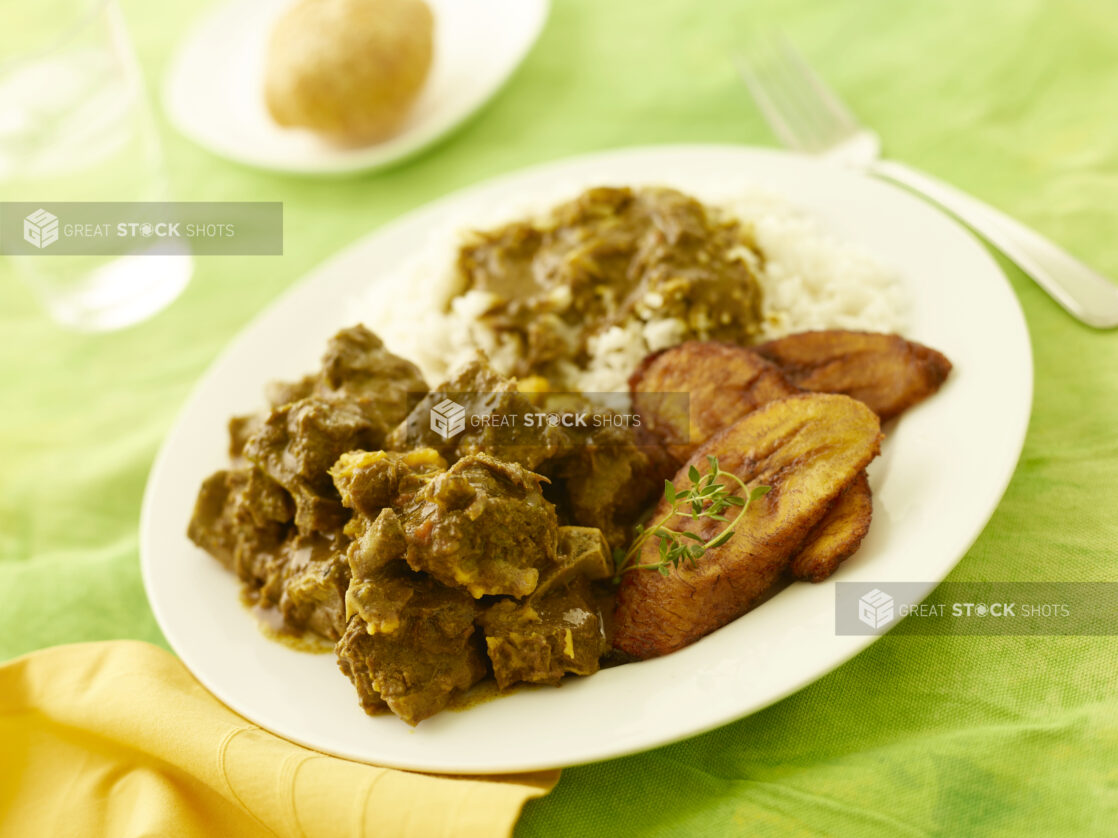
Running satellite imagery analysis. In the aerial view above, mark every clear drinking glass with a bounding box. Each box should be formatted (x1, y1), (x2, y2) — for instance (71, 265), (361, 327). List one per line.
(0, 0), (192, 331)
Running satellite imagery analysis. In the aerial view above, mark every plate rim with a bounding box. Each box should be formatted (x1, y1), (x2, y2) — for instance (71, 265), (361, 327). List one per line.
(161, 0), (551, 176)
(140, 143), (1034, 772)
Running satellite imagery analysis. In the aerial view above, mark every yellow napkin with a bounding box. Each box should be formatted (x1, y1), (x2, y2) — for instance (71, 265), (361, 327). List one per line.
(0, 641), (558, 838)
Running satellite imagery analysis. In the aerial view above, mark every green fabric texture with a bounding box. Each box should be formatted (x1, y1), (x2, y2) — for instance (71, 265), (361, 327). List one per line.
(2, 0), (1117, 835)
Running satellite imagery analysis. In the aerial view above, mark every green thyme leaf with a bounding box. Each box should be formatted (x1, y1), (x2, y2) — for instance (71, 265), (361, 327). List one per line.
(614, 457), (770, 580)
(706, 528), (736, 549)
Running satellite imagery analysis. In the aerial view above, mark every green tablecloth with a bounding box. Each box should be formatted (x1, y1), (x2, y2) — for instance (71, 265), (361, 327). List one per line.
(3, 0), (1116, 834)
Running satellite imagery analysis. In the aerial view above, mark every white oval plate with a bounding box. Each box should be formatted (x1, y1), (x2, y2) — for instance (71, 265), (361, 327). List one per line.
(141, 145), (1032, 774)
(163, 0), (549, 175)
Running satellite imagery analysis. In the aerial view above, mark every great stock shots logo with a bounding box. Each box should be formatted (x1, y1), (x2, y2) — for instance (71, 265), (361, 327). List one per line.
(403, 391), (682, 449)
(3, 202), (283, 255)
(429, 398), (466, 440)
(23, 209), (59, 249)
(857, 588), (895, 629)
(837, 581), (1118, 636)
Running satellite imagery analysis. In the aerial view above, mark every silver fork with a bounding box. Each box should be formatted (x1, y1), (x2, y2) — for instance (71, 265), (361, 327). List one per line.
(737, 38), (1118, 329)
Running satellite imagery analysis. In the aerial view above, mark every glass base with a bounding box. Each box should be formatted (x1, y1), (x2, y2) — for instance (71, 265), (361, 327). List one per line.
(36, 247), (193, 332)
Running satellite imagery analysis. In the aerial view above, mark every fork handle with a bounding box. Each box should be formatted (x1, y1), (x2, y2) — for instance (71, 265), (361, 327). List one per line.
(871, 159), (1118, 329)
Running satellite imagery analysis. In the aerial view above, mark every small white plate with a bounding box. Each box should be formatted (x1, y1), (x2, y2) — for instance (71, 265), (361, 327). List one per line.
(163, 0), (549, 175)
(141, 146), (1033, 774)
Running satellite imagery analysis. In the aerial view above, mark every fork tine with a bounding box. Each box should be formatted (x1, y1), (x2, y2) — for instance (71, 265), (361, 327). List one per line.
(737, 33), (862, 154)
(776, 36), (861, 137)
(735, 51), (810, 152)
(763, 42), (836, 152)
(736, 37), (834, 153)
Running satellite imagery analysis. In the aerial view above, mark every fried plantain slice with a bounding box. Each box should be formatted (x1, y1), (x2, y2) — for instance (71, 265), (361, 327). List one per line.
(754, 330), (952, 421)
(612, 393), (882, 659)
(630, 341), (874, 580)
(788, 471), (872, 583)
(629, 341), (798, 463)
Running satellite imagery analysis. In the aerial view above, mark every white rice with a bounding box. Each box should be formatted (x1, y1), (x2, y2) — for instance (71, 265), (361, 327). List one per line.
(356, 185), (907, 393)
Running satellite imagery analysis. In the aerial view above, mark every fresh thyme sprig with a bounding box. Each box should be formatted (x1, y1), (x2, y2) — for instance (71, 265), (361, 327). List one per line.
(612, 455), (770, 581)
